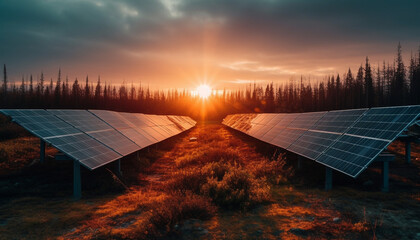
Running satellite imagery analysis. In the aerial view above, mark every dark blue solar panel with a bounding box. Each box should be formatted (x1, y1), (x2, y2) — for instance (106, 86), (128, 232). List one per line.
(344, 106), (417, 140)
(223, 105), (420, 178)
(49, 109), (140, 156)
(317, 135), (388, 177)
(287, 131), (340, 160)
(312, 109), (367, 133)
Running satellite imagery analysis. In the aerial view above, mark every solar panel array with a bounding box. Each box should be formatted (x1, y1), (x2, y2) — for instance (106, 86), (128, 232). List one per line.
(1, 109), (196, 170)
(223, 106), (420, 177)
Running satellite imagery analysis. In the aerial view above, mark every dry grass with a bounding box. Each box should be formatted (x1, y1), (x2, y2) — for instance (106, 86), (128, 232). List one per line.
(59, 124), (292, 239)
(1, 123), (420, 239)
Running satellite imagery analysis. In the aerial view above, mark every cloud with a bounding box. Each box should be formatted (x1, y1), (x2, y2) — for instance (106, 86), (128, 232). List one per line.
(0, 0), (419, 88)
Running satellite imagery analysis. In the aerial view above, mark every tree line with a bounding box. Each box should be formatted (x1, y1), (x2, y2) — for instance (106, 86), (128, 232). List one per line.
(1, 44), (420, 120)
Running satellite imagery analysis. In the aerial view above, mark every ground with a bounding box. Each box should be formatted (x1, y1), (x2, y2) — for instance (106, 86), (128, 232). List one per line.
(0, 123), (420, 239)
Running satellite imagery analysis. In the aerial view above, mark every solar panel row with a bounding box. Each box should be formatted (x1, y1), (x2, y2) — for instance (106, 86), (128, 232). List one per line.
(1, 109), (196, 170)
(222, 106), (420, 177)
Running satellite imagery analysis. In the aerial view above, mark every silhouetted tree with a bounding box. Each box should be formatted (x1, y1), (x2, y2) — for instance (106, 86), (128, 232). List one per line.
(364, 57), (374, 107)
(391, 43), (406, 105)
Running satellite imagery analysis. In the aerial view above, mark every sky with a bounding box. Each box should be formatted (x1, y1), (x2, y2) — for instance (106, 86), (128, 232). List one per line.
(1, 0), (420, 90)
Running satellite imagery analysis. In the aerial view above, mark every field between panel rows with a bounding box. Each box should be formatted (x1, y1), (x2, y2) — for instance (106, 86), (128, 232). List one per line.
(1, 123), (420, 239)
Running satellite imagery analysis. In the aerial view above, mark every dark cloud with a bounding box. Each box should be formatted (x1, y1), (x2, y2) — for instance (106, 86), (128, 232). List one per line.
(1, 0), (419, 88)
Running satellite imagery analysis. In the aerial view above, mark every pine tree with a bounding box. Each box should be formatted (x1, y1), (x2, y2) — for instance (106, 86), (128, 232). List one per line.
(39, 72), (45, 94)
(130, 82), (135, 101)
(20, 76), (25, 95)
(85, 75), (90, 104)
(375, 64), (383, 106)
(95, 76), (102, 100)
(344, 68), (354, 108)
(72, 78), (80, 102)
(55, 68), (61, 105)
(364, 57), (374, 107)
(29, 75), (34, 96)
(336, 74), (341, 109)
(392, 43), (406, 105)
(409, 53), (416, 104)
(355, 65), (364, 108)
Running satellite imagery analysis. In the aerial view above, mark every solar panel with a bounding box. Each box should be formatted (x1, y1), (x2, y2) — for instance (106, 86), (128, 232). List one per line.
(287, 109), (367, 160)
(117, 113), (159, 144)
(287, 130), (340, 160)
(0, 109), (121, 170)
(1, 109), (196, 172)
(251, 114), (284, 139)
(311, 109), (368, 133)
(345, 106), (420, 140)
(1, 109), (80, 138)
(90, 110), (156, 148)
(223, 106), (420, 178)
(49, 110), (140, 156)
(317, 106), (420, 177)
(52, 134), (122, 169)
(316, 135), (388, 177)
(261, 113), (298, 143)
(167, 116), (187, 131)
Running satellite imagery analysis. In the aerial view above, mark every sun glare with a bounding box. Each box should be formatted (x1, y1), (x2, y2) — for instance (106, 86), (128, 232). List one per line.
(197, 84), (212, 99)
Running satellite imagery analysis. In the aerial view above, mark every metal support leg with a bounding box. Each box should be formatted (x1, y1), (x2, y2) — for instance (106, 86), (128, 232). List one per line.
(382, 161), (389, 192)
(405, 141), (411, 164)
(297, 156), (302, 170)
(40, 140), (45, 163)
(73, 160), (82, 200)
(325, 167), (332, 191)
(116, 159), (122, 176)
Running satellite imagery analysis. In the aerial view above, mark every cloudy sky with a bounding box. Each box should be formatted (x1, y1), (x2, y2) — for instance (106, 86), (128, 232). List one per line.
(1, 0), (419, 89)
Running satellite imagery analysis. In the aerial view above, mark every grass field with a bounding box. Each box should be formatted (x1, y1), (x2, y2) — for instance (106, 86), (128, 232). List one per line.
(1, 122), (420, 239)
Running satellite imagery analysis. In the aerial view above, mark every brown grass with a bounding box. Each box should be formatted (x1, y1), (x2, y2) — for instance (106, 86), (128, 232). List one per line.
(2, 123), (420, 239)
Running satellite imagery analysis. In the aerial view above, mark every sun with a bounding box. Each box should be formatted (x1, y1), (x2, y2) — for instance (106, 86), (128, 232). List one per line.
(196, 84), (212, 99)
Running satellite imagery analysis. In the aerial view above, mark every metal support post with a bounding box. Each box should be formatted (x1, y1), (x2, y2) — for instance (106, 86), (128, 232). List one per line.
(116, 159), (122, 176)
(73, 160), (82, 200)
(325, 167), (333, 191)
(297, 156), (303, 170)
(40, 139), (45, 163)
(405, 141), (411, 164)
(381, 161), (389, 192)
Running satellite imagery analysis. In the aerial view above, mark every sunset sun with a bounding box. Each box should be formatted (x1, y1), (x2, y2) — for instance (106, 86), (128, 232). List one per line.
(196, 84), (212, 99)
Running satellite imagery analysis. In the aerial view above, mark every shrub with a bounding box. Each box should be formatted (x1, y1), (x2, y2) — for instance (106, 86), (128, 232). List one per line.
(201, 166), (270, 209)
(165, 169), (207, 194)
(201, 161), (231, 180)
(201, 146), (242, 165)
(129, 192), (216, 239)
(251, 154), (294, 184)
(174, 150), (204, 168)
